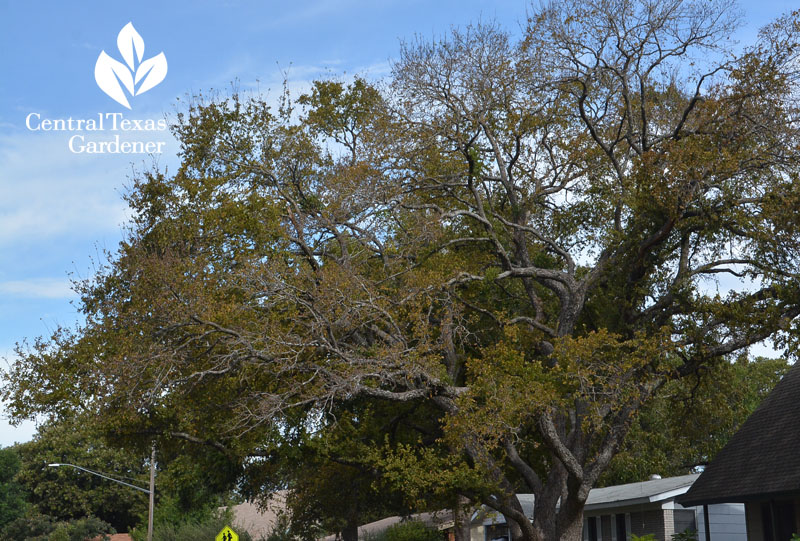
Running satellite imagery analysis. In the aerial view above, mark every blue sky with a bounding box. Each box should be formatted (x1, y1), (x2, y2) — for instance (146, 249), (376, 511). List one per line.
(0, 0), (796, 447)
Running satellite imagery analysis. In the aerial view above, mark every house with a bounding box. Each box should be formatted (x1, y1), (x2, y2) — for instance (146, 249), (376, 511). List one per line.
(472, 474), (746, 541)
(471, 495), (533, 541)
(225, 491), (288, 540)
(679, 363), (800, 541)
(582, 475), (744, 541)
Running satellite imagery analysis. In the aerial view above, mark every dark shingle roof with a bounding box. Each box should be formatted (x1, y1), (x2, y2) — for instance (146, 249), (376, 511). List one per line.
(679, 362), (800, 506)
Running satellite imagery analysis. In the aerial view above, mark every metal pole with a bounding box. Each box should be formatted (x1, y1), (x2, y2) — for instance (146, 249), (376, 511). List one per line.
(148, 445), (156, 541)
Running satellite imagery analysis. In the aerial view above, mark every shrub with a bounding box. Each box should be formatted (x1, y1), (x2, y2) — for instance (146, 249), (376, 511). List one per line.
(131, 509), (252, 541)
(0, 513), (114, 541)
(381, 520), (442, 541)
(64, 516), (116, 541)
(1, 512), (58, 540)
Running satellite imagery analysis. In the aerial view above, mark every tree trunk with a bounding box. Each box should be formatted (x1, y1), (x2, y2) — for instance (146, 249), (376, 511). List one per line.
(508, 519), (526, 541)
(557, 514), (585, 541)
(454, 495), (472, 541)
(342, 518), (359, 541)
(556, 491), (586, 541)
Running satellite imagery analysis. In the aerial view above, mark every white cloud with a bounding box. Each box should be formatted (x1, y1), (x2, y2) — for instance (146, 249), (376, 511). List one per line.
(0, 122), (179, 247)
(0, 278), (74, 299)
(197, 53), (378, 96)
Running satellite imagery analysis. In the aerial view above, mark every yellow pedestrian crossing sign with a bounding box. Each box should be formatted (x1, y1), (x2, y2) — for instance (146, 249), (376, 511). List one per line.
(216, 525), (239, 541)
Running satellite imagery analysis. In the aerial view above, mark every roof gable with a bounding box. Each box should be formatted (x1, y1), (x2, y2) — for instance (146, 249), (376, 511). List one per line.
(584, 474), (699, 510)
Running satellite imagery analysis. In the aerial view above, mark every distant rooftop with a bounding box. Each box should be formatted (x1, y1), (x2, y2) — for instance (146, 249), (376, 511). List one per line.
(483, 473), (701, 524)
(585, 474), (699, 510)
(320, 510), (455, 541)
(226, 492), (288, 540)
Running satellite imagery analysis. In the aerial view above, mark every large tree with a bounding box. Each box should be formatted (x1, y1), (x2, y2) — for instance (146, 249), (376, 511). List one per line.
(5, 1), (800, 540)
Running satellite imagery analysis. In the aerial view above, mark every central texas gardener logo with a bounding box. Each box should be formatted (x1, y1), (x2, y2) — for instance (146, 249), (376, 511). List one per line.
(95, 22), (168, 109)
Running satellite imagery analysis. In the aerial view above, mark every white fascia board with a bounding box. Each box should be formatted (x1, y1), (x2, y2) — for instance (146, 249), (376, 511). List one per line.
(585, 486), (692, 513)
(584, 497), (652, 512)
(649, 486), (692, 504)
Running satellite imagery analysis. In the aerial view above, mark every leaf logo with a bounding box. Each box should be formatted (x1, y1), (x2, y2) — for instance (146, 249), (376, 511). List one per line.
(95, 23), (167, 109)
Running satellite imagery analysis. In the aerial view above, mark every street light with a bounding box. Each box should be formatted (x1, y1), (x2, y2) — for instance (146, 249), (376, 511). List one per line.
(48, 448), (156, 541)
(47, 463), (150, 493)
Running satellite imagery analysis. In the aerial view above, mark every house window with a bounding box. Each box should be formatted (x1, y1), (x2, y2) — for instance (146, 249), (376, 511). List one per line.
(588, 517), (599, 541)
(485, 523), (510, 541)
(615, 513), (627, 541)
(761, 500), (797, 541)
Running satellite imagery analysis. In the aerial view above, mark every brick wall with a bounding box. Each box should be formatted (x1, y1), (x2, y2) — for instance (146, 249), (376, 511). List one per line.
(664, 509), (676, 539)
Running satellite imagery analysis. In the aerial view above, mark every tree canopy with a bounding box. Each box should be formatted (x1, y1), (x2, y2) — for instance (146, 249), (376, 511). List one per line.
(5, 1), (800, 540)
(600, 355), (790, 485)
(0, 447), (26, 531)
(2, 413), (248, 538)
(13, 416), (148, 531)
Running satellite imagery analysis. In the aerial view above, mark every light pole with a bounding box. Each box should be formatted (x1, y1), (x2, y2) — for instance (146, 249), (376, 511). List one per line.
(48, 454), (156, 541)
